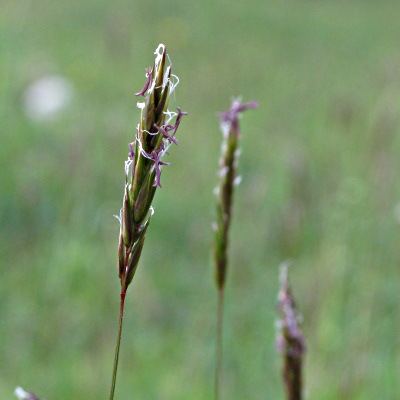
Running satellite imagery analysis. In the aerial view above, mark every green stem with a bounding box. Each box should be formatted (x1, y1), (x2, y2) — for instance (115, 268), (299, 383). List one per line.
(109, 290), (126, 400)
(215, 287), (225, 400)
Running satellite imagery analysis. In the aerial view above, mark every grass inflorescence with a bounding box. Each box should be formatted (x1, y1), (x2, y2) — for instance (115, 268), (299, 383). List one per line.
(276, 263), (306, 400)
(109, 43), (186, 400)
(212, 99), (257, 400)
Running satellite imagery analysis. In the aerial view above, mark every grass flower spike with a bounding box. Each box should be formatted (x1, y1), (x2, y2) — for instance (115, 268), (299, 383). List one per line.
(118, 44), (186, 292)
(213, 99), (258, 289)
(110, 44), (186, 400)
(276, 263), (306, 400)
(212, 99), (257, 400)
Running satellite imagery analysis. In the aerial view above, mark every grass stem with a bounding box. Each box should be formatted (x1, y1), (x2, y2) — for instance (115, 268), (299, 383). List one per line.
(215, 287), (225, 400)
(109, 290), (126, 400)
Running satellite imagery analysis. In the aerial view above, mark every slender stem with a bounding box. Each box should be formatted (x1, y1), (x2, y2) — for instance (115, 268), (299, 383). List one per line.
(109, 290), (126, 400)
(215, 287), (225, 400)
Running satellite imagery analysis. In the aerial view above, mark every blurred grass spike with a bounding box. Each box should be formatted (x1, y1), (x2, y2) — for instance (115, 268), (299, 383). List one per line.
(213, 99), (258, 290)
(276, 263), (306, 400)
(109, 44), (186, 400)
(212, 99), (257, 400)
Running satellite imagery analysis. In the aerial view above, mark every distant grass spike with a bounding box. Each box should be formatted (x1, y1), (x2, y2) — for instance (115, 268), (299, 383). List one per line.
(213, 99), (258, 290)
(212, 99), (257, 400)
(276, 263), (306, 400)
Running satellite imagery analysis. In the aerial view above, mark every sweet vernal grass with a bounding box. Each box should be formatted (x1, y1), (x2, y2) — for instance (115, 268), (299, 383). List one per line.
(276, 264), (306, 400)
(212, 99), (257, 400)
(109, 44), (186, 400)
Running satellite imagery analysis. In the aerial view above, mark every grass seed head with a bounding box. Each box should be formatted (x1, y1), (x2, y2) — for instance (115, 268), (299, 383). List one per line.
(213, 99), (258, 290)
(276, 263), (306, 400)
(118, 44), (186, 291)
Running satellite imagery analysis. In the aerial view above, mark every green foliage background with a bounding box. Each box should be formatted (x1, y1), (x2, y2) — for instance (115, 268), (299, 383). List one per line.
(1, 0), (400, 399)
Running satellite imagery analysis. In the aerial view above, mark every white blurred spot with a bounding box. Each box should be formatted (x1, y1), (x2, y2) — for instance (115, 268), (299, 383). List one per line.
(233, 175), (242, 186)
(14, 387), (32, 399)
(219, 166), (228, 178)
(220, 122), (230, 138)
(23, 75), (73, 120)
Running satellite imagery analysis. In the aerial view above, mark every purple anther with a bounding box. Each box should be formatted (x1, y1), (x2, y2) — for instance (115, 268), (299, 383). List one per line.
(141, 145), (170, 188)
(134, 65), (154, 97)
(128, 142), (135, 158)
(154, 123), (178, 145)
(172, 107), (188, 135)
(219, 100), (258, 135)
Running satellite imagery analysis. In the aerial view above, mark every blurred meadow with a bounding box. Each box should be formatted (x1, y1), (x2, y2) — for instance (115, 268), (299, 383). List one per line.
(1, 0), (400, 399)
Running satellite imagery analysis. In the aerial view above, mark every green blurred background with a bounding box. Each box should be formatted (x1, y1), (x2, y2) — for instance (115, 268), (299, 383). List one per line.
(1, 0), (400, 399)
